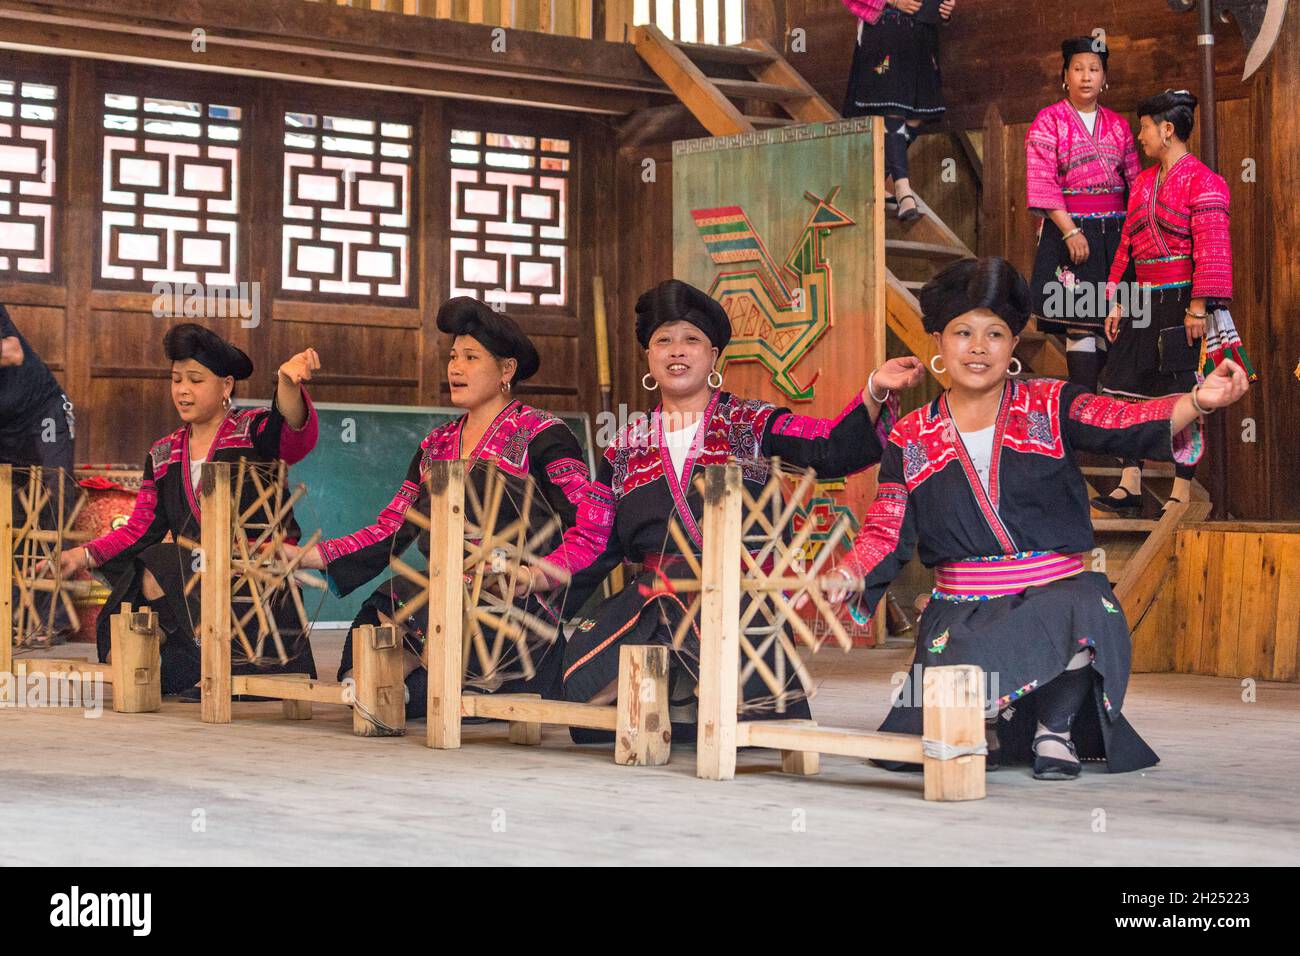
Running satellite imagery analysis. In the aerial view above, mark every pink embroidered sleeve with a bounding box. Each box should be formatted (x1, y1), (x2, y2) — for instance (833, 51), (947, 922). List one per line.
(1189, 172), (1233, 301)
(316, 480), (421, 565)
(1120, 126), (1142, 188)
(1065, 388), (1204, 465)
(535, 457), (616, 585)
(1025, 111), (1066, 213)
(277, 387), (318, 464)
(842, 0), (887, 25)
(836, 441), (915, 625)
(1106, 202), (1135, 289)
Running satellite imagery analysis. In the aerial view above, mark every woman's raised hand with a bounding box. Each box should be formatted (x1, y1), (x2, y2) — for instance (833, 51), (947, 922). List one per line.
(278, 348), (321, 387)
(1195, 359), (1250, 411)
(872, 356), (926, 393)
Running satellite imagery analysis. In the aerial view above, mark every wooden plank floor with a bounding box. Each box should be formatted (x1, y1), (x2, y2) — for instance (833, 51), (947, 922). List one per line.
(2, 630), (1298, 865)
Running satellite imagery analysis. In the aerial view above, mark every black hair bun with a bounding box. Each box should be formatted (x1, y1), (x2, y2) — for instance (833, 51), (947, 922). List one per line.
(919, 257), (1031, 336)
(435, 296), (540, 383)
(163, 323), (254, 380)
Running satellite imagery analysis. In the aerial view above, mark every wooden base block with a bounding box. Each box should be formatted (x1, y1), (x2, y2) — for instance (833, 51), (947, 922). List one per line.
(109, 606), (161, 714)
(282, 698), (313, 720)
(352, 624), (406, 737)
(777, 720), (820, 776)
(922, 664), (987, 802)
(614, 644), (670, 766)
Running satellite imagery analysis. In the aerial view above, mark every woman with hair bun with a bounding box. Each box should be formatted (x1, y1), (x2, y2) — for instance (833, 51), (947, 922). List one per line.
(1025, 36), (1141, 391)
(828, 257), (1248, 780)
(290, 297), (609, 717)
(55, 324), (322, 695)
(560, 278), (924, 735)
(1098, 89), (1237, 515)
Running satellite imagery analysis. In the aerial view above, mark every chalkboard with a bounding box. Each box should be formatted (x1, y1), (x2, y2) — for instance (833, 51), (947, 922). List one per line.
(238, 400), (595, 627)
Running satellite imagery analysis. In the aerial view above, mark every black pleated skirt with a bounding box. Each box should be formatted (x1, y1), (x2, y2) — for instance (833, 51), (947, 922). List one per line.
(1030, 215), (1133, 333)
(1101, 285), (1200, 399)
(877, 572), (1159, 773)
(843, 9), (945, 120)
(96, 542), (317, 695)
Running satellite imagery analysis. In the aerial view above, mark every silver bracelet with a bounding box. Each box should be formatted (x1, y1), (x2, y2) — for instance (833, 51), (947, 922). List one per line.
(1189, 385), (1212, 416)
(867, 369), (890, 405)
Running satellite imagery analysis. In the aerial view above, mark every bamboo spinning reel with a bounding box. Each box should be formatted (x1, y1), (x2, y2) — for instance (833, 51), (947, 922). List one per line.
(387, 462), (566, 691)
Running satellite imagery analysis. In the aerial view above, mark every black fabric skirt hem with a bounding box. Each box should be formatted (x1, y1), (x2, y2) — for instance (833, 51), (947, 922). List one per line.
(1030, 215), (1132, 334)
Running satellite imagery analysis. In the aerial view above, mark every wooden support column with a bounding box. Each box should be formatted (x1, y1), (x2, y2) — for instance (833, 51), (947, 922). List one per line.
(0, 464), (12, 681)
(696, 463), (743, 781)
(426, 460), (465, 749)
(109, 604), (161, 714)
(353, 623), (407, 736)
(614, 643), (670, 766)
(199, 462), (233, 724)
(922, 664), (986, 802)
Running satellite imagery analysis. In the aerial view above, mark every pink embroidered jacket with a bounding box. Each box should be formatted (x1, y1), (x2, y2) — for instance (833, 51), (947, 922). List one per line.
(317, 400), (609, 596)
(1107, 152), (1233, 300)
(1025, 100), (1141, 217)
(842, 0), (887, 25)
(837, 378), (1203, 606)
(85, 389), (320, 567)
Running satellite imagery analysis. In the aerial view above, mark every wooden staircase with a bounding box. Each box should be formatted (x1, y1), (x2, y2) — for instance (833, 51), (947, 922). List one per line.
(1084, 464), (1211, 636)
(633, 24), (1066, 384)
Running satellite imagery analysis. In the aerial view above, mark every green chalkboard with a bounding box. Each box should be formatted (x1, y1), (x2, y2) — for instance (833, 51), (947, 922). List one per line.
(238, 400), (594, 627)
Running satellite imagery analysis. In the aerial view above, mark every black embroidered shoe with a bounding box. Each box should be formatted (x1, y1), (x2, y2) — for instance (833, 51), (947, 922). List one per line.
(1032, 733), (1082, 781)
(1091, 489), (1142, 516)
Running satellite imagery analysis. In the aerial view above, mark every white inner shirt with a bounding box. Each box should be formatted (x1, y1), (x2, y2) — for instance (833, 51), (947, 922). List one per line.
(190, 456), (206, 492)
(1075, 107), (1098, 135)
(958, 426), (996, 493)
(664, 420), (702, 480)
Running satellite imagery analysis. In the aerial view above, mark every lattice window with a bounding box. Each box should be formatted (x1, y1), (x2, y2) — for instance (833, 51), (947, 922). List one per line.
(449, 128), (570, 308)
(99, 92), (242, 287)
(281, 110), (414, 300)
(0, 76), (60, 280)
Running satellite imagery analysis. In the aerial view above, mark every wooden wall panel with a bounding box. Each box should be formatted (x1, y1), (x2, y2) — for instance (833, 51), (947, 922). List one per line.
(4, 305), (66, 374)
(1155, 524), (1300, 682)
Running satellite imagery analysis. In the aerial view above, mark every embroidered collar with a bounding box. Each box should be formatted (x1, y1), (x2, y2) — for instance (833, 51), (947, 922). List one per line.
(938, 382), (1018, 554)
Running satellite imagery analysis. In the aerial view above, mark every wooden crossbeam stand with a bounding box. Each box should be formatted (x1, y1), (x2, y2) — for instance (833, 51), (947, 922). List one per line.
(695, 463), (986, 800)
(419, 460), (669, 765)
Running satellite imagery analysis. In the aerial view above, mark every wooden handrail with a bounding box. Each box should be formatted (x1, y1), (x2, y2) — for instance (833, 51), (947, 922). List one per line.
(299, 0), (742, 45)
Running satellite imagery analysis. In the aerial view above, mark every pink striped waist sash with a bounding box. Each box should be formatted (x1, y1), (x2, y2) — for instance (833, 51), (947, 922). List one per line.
(933, 552), (1085, 599)
(1062, 189), (1126, 216)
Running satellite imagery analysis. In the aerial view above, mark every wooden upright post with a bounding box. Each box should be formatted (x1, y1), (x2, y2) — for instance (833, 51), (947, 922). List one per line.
(922, 664), (987, 802)
(109, 604), (161, 714)
(353, 623), (407, 737)
(614, 644), (670, 766)
(0, 464), (12, 682)
(426, 460), (465, 749)
(199, 462), (233, 724)
(696, 463), (743, 781)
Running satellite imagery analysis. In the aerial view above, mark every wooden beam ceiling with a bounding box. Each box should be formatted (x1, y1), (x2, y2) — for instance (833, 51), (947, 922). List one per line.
(0, 0), (677, 115)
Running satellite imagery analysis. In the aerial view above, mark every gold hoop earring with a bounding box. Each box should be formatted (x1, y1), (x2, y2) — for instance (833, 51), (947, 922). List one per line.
(641, 373), (659, 392)
(500, 381), (511, 394)
(1062, 82), (1068, 92)
(929, 354), (947, 376)
(222, 395), (232, 410)
(1007, 357), (1023, 377)
(707, 368), (723, 390)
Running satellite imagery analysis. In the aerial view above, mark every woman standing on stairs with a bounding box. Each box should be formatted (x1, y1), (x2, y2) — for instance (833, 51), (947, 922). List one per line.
(1026, 37), (1141, 393)
(841, 0), (955, 222)
(1098, 90), (1233, 516)
(825, 257), (1248, 781)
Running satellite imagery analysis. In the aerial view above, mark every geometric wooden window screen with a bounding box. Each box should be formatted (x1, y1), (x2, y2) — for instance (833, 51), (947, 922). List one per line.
(449, 128), (570, 308)
(99, 92), (242, 287)
(282, 110), (414, 300)
(0, 77), (60, 280)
